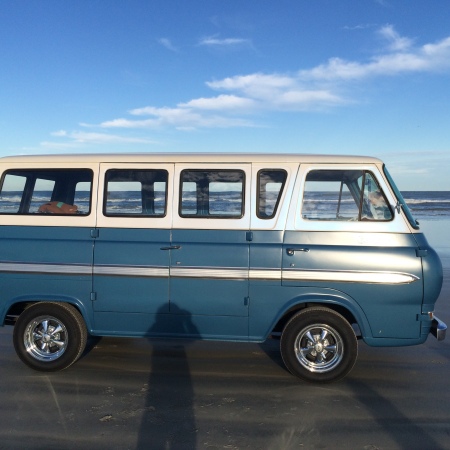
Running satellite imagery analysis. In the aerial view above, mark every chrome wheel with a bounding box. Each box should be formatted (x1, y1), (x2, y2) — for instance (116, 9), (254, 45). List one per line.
(294, 323), (343, 373)
(281, 307), (358, 382)
(24, 315), (68, 362)
(14, 303), (87, 371)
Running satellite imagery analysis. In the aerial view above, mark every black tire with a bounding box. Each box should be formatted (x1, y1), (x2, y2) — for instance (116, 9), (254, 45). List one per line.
(280, 307), (358, 383)
(13, 302), (87, 372)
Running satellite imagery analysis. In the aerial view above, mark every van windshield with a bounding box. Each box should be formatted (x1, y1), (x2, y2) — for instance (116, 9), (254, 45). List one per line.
(383, 165), (419, 230)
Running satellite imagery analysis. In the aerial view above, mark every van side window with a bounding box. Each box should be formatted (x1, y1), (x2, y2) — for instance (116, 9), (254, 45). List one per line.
(302, 170), (392, 221)
(361, 172), (393, 220)
(180, 170), (245, 218)
(0, 174), (26, 213)
(104, 169), (168, 217)
(74, 181), (92, 211)
(0, 169), (92, 215)
(30, 178), (55, 211)
(257, 169), (287, 219)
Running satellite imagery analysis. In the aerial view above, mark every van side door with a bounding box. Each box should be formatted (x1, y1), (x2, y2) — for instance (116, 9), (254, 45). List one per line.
(247, 164), (299, 341)
(168, 164), (251, 340)
(282, 165), (423, 340)
(92, 164), (173, 335)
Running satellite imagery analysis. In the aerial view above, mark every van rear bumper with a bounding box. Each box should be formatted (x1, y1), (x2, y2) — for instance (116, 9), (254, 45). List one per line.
(431, 315), (447, 341)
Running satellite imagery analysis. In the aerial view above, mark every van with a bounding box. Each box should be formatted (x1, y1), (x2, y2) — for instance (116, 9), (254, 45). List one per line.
(0, 153), (446, 382)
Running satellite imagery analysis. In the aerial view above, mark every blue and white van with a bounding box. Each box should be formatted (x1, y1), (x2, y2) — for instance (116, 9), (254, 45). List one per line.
(0, 153), (446, 382)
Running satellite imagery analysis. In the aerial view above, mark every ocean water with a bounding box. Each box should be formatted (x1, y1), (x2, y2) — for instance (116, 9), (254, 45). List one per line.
(402, 191), (450, 221)
(401, 191), (450, 259)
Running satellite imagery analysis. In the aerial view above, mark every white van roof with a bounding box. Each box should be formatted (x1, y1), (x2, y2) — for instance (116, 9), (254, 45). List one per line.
(0, 152), (383, 164)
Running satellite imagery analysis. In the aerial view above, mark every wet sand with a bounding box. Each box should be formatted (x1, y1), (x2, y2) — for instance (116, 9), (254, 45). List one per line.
(0, 223), (449, 449)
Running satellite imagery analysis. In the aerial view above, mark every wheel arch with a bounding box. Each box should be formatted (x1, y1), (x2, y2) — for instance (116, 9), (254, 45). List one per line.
(3, 295), (92, 331)
(269, 292), (371, 339)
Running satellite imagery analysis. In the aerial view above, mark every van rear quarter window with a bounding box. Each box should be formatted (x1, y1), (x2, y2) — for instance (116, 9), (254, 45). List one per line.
(257, 169), (287, 219)
(0, 169), (93, 215)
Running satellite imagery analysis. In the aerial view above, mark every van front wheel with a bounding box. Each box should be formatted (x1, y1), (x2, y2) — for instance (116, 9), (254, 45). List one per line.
(280, 307), (357, 383)
(13, 303), (87, 371)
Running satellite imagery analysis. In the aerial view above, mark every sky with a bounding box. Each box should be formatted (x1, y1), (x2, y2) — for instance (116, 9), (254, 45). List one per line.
(1, 0), (450, 190)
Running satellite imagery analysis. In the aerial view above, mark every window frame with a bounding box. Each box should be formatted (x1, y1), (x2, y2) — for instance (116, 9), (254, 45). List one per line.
(289, 163), (409, 233)
(0, 168), (93, 216)
(178, 169), (246, 219)
(103, 168), (169, 218)
(256, 169), (288, 220)
(384, 165), (419, 230)
(301, 169), (393, 223)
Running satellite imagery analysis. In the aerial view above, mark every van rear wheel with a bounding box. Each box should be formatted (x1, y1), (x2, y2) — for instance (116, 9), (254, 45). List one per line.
(13, 302), (87, 372)
(280, 307), (357, 383)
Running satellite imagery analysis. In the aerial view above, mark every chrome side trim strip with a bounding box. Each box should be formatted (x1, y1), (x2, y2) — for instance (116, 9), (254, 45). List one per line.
(249, 269), (282, 280)
(282, 269), (419, 284)
(94, 265), (169, 277)
(0, 261), (419, 284)
(0, 262), (92, 275)
(170, 267), (248, 279)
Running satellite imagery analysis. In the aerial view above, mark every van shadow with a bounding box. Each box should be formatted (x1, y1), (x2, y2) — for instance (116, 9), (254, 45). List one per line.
(258, 338), (287, 372)
(347, 378), (444, 449)
(136, 304), (198, 450)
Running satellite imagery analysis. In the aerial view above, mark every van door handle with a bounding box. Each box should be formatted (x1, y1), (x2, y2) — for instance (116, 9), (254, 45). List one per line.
(160, 245), (181, 251)
(286, 248), (309, 256)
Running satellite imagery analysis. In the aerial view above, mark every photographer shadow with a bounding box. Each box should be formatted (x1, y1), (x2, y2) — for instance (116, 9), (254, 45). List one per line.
(136, 303), (199, 450)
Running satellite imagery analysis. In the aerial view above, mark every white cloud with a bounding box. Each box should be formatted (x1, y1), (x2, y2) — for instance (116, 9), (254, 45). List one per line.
(43, 130), (154, 148)
(179, 95), (257, 111)
(207, 73), (296, 98)
(76, 26), (450, 135)
(274, 90), (344, 109)
(158, 38), (178, 52)
(205, 74), (346, 111)
(94, 71), (344, 131)
(343, 24), (374, 31)
(95, 118), (153, 128)
(51, 130), (68, 137)
(299, 31), (450, 82)
(199, 36), (252, 48)
(68, 131), (152, 144)
(378, 24), (414, 51)
(99, 106), (255, 130)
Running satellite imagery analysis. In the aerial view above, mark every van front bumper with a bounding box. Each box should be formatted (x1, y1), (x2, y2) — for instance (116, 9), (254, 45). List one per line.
(431, 315), (447, 341)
